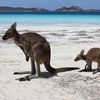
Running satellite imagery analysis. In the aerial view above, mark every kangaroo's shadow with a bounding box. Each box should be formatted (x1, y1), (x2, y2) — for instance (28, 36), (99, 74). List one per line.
(15, 67), (80, 81)
(15, 72), (57, 81)
(40, 72), (57, 78)
(40, 66), (79, 78)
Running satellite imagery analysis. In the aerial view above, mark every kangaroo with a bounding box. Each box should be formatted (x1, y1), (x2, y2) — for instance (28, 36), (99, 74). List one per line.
(2, 23), (79, 81)
(74, 48), (100, 74)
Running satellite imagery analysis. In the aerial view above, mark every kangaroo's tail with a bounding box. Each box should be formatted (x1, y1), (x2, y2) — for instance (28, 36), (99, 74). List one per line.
(55, 67), (79, 73)
(44, 63), (79, 74)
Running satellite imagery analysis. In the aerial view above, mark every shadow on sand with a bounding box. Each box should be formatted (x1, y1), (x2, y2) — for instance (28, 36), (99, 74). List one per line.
(14, 67), (80, 81)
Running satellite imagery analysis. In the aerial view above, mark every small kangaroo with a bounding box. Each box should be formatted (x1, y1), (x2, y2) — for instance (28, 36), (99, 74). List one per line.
(2, 23), (79, 81)
(74, 48), (100, 74)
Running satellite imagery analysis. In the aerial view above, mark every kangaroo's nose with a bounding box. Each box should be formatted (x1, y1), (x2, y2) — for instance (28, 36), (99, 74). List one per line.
(2, 36), (6, 40)
(74, 58), (77, 61)
(74, 59), (76, 61)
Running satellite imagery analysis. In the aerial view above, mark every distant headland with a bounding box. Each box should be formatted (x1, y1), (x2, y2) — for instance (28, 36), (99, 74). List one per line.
(0, 6), (100, 13)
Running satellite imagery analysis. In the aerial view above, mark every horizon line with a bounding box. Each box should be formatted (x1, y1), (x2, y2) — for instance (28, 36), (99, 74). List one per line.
(0, 5), (100, 11)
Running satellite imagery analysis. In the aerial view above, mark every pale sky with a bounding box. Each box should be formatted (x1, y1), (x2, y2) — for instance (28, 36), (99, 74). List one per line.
(0, 0), (100, 10)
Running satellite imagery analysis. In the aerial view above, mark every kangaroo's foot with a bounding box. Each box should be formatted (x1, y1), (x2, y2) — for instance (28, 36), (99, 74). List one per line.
(26, 74), (39, 80)
(16, 74), (39, 81)
(85, 66), (92, 72)
(93, 70), (97, 74)
(79, 68), (92, 72)
(93, 69), (100, 74)
(14, 71), (31, 75)
(86, 68), (92, 72)
(16, 76), (30, 81)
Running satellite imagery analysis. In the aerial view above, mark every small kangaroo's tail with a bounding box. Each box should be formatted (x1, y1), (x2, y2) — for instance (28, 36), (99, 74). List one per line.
(44, 63), (79, 74)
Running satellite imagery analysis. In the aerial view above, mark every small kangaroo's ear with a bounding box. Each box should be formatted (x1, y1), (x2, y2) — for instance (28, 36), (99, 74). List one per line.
(11, 22), (17, 28)
(80, 49), (84, 56)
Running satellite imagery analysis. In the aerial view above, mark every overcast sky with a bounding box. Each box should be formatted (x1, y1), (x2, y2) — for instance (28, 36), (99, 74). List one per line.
(0, 0), (100, 10)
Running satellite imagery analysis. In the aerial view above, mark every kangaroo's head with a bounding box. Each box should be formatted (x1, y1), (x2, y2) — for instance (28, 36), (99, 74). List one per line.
(2, 22), (17, 40)
(74, 49), (84, 61)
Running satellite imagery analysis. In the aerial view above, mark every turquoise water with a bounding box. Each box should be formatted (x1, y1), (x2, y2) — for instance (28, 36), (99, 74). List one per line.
(0, 13), (100, 44)
(0, 13), (100, 25)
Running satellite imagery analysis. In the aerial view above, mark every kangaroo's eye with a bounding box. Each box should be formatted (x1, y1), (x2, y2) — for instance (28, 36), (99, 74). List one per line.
(76, 57), (79, 60)
(8, 32), (12, 35)
(7, 32), (13, 37)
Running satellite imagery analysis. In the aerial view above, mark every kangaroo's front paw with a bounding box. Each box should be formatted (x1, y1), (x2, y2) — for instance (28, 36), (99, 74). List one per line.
(26, 56), (29, 62)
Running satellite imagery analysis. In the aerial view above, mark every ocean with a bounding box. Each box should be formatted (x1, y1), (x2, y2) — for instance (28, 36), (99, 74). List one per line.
(0, 13), (100, 44)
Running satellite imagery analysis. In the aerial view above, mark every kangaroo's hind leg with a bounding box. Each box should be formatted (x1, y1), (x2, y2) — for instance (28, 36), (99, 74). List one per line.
(26, 61), (40, 80)
(93, 62), (100, 74)
(31, 59), (36, 75)
(18, 61), (40, 81)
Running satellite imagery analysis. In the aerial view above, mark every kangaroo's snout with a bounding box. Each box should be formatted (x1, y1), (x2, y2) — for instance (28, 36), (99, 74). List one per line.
(74, 56), (80, 61)
(74, 58), (78, 61)
(74, 58), (77, 61)
(2, 35), (6, 40)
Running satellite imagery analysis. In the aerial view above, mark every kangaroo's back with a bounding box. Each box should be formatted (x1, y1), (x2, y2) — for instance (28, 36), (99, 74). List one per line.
(21, 32), (48, 45)
(21, 32), (51, 58)
(86, 48), (100, 61)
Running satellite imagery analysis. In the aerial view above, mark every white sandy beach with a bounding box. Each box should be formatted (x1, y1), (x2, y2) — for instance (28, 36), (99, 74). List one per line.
(0, 23), (100, 100)
(0, 32), (100, 100)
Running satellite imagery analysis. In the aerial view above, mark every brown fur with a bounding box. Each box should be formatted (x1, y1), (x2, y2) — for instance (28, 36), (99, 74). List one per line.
(2, 23), (79, 81)
(74, 48), (100, 72)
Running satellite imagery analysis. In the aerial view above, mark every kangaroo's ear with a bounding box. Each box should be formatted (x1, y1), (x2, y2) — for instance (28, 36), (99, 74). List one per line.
(11, 22), (17, 28)
(80, 49), (84, 56)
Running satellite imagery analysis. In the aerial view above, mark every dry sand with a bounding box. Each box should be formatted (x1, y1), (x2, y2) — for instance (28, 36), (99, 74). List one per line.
(0, 38), (100, 100)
